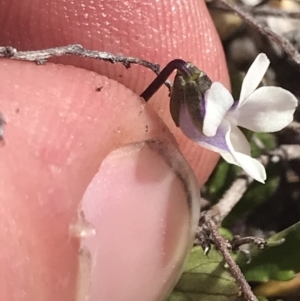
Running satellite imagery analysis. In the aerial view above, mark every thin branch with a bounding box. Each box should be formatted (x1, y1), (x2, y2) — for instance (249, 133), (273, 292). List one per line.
(205, 215), (259, 301)
(0, 44), (159, 71)
(231, 235), (267, 251)
(0, 44), (173, 91)
(216, 0), (300, 65)
(197, 213), (261, 300)
(209, 1), (300, 20)
(252, 6), (300, 19)
(210, 176), (254, 224)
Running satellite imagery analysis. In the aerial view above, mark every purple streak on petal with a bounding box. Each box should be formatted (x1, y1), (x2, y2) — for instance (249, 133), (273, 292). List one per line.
(198, 123), (230, 152)
(230, 101), (239, 111)
(179, 104), (230, 152)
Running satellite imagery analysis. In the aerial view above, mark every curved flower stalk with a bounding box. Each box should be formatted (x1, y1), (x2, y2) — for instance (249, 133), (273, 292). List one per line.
(173, 54), (298, 183)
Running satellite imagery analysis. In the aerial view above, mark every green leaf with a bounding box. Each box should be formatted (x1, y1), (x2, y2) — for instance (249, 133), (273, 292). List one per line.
(237, 221), (300, 282)
(219, 227), (233, 241)
(166, 247), (239, 301)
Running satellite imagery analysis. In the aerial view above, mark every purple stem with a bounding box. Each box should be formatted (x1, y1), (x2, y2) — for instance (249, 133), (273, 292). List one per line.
(140, 59), (191, 101)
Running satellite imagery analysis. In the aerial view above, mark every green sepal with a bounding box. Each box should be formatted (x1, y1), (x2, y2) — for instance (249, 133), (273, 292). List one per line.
(170, 63), (212, 133)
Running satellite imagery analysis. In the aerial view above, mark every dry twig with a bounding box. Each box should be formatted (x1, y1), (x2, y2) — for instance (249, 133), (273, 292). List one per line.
(197, 210), (260, 301)
(0, 44), (159, 71)
(0, 44), (173, 92)
(204, 215), (259, 301)
(209, 1), (300, 20)
(216, 0), (300, 65)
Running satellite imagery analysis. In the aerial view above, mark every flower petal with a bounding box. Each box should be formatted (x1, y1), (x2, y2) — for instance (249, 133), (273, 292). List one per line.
(228, 86), (298, 132)
(225, 124), (266, 183)
(223, 150), (266, 183)
(239, 53), (270, 106)
(180, 104), (266, 182)
(203, 82), (234, 137)
(180, 106), (240, 164)
(180, 103), (230, 152)
(227, 123), (251, 155)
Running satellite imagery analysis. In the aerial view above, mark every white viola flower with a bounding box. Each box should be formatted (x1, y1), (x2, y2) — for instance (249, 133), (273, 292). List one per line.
(178, 53), (298, 183)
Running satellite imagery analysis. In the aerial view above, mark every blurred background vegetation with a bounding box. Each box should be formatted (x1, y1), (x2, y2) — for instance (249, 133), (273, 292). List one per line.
(168, 1), (300, 300)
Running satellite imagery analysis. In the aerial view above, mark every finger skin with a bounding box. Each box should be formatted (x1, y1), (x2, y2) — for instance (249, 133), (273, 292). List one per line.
(0, 60), (199, 301)
(0, 0), (229, 184)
